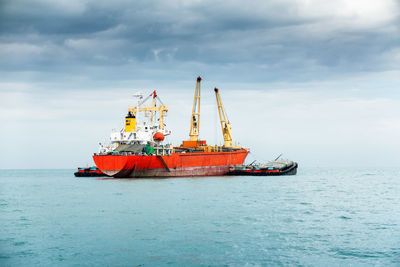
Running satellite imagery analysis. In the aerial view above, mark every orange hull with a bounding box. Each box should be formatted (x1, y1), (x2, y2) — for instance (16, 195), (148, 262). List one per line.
(93, 150), (248, 178)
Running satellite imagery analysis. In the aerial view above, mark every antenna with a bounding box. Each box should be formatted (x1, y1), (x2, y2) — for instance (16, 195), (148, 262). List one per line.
(133, 92), (143, 121)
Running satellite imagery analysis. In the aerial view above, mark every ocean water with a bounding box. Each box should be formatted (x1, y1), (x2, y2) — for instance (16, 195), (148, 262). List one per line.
(1, 168), (399, 266)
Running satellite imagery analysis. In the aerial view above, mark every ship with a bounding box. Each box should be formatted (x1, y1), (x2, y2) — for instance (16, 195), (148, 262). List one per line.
(74, 166), (107, 177)
(227, 159), (298, 176)
(93, 77), (249, 178)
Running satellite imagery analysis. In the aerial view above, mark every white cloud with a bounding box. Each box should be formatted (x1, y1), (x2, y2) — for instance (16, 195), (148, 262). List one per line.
(1, 0), (399, 169)
(226, 89), (400, 167)
(0, 43), (44, 56)
(289, 0), (399, 29)
(1, 74), (400, 169)
(64, 38), (126, 52)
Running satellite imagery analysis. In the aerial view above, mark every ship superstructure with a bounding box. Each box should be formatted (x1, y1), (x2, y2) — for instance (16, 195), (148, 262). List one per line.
(93, 77), (249, 177)
(98, 90), (172, 156)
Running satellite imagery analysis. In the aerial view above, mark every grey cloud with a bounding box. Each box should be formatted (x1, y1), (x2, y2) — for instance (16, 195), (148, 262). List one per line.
(0, 1), (117, 34)
(0, 0), (399, 83)
(1, 0), (400, 169)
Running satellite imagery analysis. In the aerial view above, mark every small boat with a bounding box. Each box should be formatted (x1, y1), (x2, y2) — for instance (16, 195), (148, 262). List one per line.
(74, 167), (108, 177)
(228, 159), (298, 176)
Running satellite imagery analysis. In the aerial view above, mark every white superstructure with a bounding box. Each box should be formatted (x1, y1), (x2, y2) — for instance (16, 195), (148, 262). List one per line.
(98, 91), (171, 154)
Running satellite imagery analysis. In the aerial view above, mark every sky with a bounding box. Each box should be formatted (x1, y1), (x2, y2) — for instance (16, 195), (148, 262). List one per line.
(1, 0), (400, 169)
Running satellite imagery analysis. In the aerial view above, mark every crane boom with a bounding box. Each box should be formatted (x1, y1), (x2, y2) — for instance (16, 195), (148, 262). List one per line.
(189, 76), (202, 141)
(214, 88), (232, 147)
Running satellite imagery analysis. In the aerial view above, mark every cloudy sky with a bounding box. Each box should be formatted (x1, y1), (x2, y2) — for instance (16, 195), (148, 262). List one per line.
(1, 0), (400, 169)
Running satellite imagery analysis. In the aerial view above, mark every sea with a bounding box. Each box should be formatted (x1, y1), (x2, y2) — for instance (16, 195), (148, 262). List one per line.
(1, 168), (399, 266)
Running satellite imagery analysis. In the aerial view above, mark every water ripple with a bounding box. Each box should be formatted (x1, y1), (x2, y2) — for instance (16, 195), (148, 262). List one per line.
(0, 168), (399, 266)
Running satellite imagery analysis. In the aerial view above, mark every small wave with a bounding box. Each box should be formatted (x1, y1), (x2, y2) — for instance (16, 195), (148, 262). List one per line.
(331, 248), (387, 259)
(243, 216), (258, 222)
(13, 241), (26, 247)
(339, 216), (351, 220)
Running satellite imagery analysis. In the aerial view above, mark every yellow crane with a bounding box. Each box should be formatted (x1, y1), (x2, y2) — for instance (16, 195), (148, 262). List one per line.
(214, 87), (232, 147)
(128, 91), (168, 130)
(189, 76), (202, 141)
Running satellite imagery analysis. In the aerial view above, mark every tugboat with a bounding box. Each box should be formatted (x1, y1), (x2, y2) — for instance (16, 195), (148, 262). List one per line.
(74, 167), (107, 177)
(228, 156), (298, 176)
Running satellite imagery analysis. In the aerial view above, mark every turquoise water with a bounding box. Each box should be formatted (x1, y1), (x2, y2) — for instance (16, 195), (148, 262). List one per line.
(1, 169), (399, 266)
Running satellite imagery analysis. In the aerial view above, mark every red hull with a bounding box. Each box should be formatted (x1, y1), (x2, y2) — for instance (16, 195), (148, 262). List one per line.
(93, 150), (248, 178)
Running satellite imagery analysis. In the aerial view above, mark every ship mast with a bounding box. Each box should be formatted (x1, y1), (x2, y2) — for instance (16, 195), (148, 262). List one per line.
(133, 92), (143, 123)
(214, 88), (232, 147)
(150, 90), (156, 124)
(189, 76), (201, 141)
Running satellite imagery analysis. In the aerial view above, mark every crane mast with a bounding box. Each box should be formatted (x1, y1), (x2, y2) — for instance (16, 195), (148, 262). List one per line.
(189, 76), (202, 141)
(214, 88), (232, 147)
